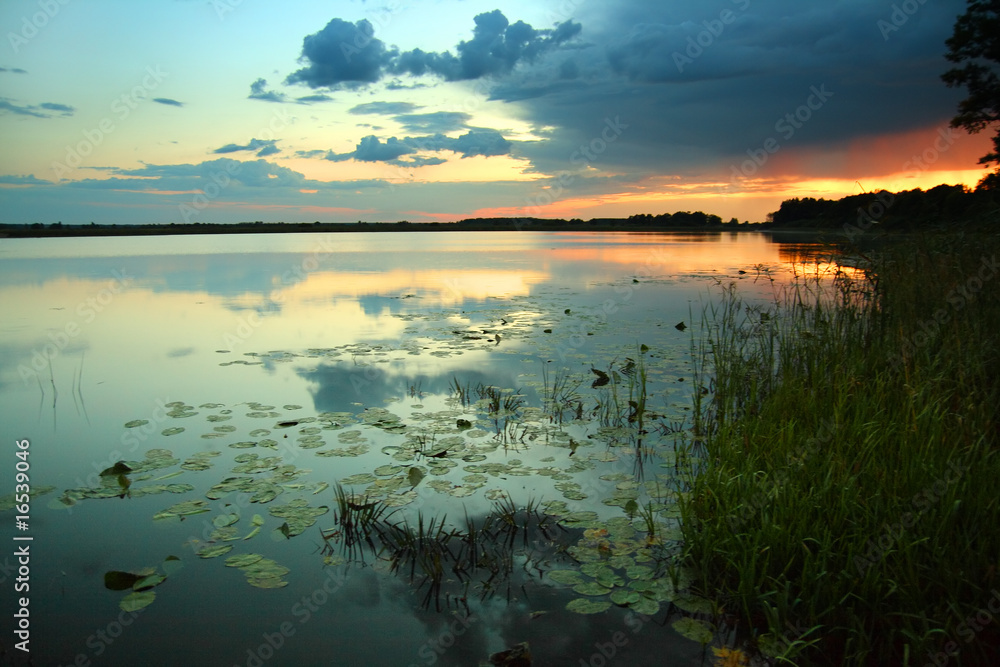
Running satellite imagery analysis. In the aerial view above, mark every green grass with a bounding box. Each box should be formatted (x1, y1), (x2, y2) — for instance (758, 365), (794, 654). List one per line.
(680, 232), (1000, 665)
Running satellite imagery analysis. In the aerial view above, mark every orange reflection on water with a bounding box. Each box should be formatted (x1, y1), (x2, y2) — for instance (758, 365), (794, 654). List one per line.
(546, 232), (782, 273)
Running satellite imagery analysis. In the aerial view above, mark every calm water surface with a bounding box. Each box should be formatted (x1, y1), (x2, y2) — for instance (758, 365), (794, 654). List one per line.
(0, 231), (831, 666)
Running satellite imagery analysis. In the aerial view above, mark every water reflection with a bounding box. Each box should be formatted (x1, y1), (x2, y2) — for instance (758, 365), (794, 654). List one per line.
(0, 231), (828, 666)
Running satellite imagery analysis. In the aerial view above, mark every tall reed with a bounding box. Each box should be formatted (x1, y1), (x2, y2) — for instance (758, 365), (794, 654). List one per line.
(681, 232), (1000, 665)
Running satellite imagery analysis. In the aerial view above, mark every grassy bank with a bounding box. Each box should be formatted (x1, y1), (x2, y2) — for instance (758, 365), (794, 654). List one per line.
(681, 232), (1000, 665)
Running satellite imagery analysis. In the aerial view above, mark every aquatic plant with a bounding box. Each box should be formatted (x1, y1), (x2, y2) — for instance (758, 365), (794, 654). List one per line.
(681, 232), (1000, 664)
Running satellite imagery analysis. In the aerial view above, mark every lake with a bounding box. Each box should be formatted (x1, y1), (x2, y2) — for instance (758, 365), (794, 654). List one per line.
(0, 231), (833, 667)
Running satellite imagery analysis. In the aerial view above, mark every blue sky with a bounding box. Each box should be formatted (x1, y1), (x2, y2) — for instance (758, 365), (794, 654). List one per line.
(0, 0), (992, 224)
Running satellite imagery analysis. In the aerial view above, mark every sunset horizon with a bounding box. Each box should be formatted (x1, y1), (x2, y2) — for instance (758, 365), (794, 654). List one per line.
(1, 0), (993, 225)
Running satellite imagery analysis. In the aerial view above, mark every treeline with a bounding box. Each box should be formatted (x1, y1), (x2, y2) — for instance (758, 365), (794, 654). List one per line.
(1, 212), (736, 238)
(767, 184), (999, 230)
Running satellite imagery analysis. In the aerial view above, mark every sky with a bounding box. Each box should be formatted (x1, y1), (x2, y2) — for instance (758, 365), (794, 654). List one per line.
(0, 0), (993, 225)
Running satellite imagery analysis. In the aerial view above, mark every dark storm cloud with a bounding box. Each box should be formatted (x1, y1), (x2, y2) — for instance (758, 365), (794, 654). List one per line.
(213, 138), (281, 158)
(485, 0), (972, 182)
(281, 11), (582, 90)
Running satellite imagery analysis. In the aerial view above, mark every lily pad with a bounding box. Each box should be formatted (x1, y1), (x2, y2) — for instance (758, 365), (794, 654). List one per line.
(610, 589), (641, 606)
(120, 591), (156, 612)
(225, 553), (265, 568)
(547, 570), (585, 586)
(104, 571), (142, 591)
(672, 617), (713, 644)
(574, 581), (613, 596)
(197, 544), (234, 559)
(133, 574), (166, 591)
(566, 598), (611, 615)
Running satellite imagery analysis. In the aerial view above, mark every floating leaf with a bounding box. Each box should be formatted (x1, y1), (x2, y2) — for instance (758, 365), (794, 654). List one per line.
(610, 589), (641, 606)
(632, 597), (660, 616)
(104, 571), (142, 591)
(120, 591), (156, 612)
(197, 544), (234, 559)
(574, 581), (612, 596)
(133, 574), (166, 591)
(407, 467), (425, 488)
(247, 576), (288, 589)
(673, 593), (713, 615)
(162, 556), (184, 576)
(672, 617), (713, 644)
(100, 461), (133, 476)
(566, 598), (611, 614)
(547, 570), (585, 586)
(225, 554), (265, 568)
(124, 420), (149, 428)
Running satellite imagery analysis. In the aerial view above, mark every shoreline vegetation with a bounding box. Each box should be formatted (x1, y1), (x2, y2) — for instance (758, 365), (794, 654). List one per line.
(2, 184), (996, 239)
(682, 230), (1000, 664)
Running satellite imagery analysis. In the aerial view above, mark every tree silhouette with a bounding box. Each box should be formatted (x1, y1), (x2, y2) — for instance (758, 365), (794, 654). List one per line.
(942, 0), (1000, 189)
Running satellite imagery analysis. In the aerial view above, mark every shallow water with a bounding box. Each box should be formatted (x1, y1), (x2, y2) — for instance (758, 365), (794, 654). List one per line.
(0, 231), (831, 666)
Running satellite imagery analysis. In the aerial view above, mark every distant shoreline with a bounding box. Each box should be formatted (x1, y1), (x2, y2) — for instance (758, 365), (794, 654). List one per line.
(0, 218), (777, 239)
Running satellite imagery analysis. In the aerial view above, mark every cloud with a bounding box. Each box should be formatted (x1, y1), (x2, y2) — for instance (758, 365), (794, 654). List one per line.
(296, 94), (333, 104)
(248, 78), (287, 103)
(389, 11), (582, 81)
(322, 129), (511, 166)
(0, 174), (51, 185)
(0, 98), (75, 118)
(107, 158), (387, 191)
(280, 11), (582, 91)
(0, 67), (28, 74)
(213, 138), (281, 158)
(326, 135), (415, 163)
(477, 0), (973, 188)
(285, 18), (391, 88)
(349, 101), (421, 116)
(395, 112), (471, 134)
(153, 98), (184, 107)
